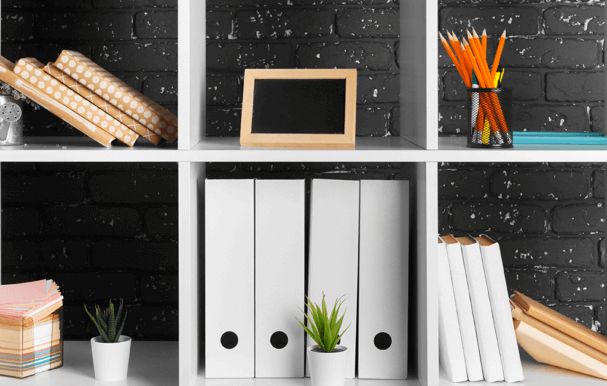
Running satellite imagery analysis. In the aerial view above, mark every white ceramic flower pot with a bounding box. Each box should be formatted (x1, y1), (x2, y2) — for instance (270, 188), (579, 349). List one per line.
(307, 345), (347, 386)
(91, 335), (132, 382)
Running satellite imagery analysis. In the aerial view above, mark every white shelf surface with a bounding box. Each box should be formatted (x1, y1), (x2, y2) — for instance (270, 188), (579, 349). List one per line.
(197, 367), (419, 386)
(439, 347), (606, 386)
(2, 341), (178, 386)
(2, 136), (607, 163)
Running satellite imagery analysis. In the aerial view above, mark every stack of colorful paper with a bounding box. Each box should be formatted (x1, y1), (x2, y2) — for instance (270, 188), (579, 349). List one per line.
(0, 279), (64, 379)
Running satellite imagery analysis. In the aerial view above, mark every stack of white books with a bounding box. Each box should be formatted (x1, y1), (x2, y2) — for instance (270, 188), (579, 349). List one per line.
(438, 234), (524, 383)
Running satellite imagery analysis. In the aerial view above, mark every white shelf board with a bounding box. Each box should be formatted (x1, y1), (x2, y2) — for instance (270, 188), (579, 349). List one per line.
(437, 136), (607, 162)
(439, 347), (606, 386)
(197, 369), (419, 386)
(190, 137), (424, 162)
(1, 341), (178, 386)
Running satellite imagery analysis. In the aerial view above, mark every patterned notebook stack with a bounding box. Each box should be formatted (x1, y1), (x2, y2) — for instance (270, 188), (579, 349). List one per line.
(0, 51), (177, 147)
(0, 280), (64, 379)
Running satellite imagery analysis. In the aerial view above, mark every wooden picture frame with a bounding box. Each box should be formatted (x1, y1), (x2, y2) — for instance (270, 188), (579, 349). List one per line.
(240, 69), (357, 148)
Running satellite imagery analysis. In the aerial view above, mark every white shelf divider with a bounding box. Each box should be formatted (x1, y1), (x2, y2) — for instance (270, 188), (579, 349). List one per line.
(179, 162), (205, 386)
(178, 0), (206, 150)
(400, 1), (438, 150)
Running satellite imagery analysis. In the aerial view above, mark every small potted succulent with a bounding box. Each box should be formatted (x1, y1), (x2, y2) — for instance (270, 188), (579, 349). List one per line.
(298, 294), (350, 386)
(84, 299), (130, 382)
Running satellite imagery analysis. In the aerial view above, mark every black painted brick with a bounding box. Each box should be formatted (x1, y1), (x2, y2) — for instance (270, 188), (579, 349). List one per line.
(2, 208), (40, 237)
(37, 12), (133, 41)
(546, 72), (604, 103)
(552, 204), (605, 235)
(591, 107), (604, 133)
(3, 174), (86, 204)
(43, 206), (142, 237)
(297, 42), (395, 71)
(89, 172), (177, 204)
(358, 74), (400, 104)
(440, 7), (539, 36)
(92, 240), (178, 271)
(207, 11), (234, 40)
(556, 271), (606, 302)
(237, 9), (334, 39)
(144, 207), (178, 238)
(41, 240), (90, 271)
(207, 75), (242, 106)
(128, 306), (178, 340)
(2, 241), (40, 270)
(499, 237), (594, 268)
(2, 12), (35, 42)
(206, 108), (242, 137)
(501, 38), (600, 69)
(513, 105), (588, 133)
(552, 305), (595, 330)
(451, 203), (548, 233)
(337, 8), (399, 38)
(141, 274), (178, 303)
(505, 270), (554, 303)
(356, 107), (389, 137)
(490, 170), (590, 200)
(135, 11), (177, 39)
(142, 74), (178, 105)
(207, 43), (294, 72)
(439, 106), (467, 135)
(594, 170), (605, 199)
(439, 169), (487, 200)
(93, 0), (176, 8)
(544, 6), (604, 36)
(93, 43), (178, 72)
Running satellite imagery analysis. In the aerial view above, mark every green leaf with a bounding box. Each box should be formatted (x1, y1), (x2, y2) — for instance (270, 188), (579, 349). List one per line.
(85, 304), (111, 342)
(115, 299), (124, 326)
(108, 301), (117, 342)
(115, 310), (128, 340)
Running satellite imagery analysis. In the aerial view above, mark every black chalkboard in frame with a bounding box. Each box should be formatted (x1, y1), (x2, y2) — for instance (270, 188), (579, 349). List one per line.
(240, 69), (357, 148)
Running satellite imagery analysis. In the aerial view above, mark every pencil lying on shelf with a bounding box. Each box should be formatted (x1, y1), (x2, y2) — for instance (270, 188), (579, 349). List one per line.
(440, 28), (511, 146)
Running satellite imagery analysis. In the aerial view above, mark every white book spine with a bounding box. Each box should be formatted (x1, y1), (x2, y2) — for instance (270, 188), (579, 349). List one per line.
(442, 236), (484, 381)
(479, 236), (524, 383)
(460, 237), (504, 382)
(255, 179), (305, 378)
(358, 180), (409, 379)
(205, 179), (255, 378)
(438, 239), (468, 383)
(307, 179), (360, 378)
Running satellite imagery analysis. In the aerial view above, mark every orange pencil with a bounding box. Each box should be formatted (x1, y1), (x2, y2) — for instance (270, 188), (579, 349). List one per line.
(467, 31), (492, 88)
(491, 30), (507, 79)
(440, 33), (468, 87)
(449, 33), (471, 86)
(482, 29), (487, 60)
(463, 39), (504, 141)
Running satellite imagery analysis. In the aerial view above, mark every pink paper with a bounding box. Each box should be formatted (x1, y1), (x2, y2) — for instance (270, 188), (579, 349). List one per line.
(0, 280), (48, 305)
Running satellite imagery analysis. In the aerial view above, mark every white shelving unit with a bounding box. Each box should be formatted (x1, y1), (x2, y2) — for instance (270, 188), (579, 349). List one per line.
(0, 1), (605, 386)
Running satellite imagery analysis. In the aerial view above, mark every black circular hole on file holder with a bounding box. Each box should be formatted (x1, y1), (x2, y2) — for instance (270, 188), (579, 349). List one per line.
(221, 332), (238, 349)
(374, 332), (391, 350)
(270, 331), (288, 349)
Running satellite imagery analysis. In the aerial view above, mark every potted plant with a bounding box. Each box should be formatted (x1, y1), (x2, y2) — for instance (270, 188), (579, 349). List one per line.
(84, 299), (130, 382)
(298, 294), (350, 386)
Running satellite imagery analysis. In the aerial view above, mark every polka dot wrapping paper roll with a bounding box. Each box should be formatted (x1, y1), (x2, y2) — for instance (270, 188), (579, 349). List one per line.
(0, 56), (115, 147)
(54, 51), (178, 142)
(14, 58), (139, 147)
(44, 64), (161, 146)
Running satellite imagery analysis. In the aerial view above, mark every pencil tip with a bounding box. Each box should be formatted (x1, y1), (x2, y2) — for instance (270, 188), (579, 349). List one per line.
(466, 30), (473, 38)
(446, 31), (453, 40)
(473, 29), (479, 38)
(439, 32), (445, 42)
(482, 28), (487, 36)
(502, 30), (507, 38)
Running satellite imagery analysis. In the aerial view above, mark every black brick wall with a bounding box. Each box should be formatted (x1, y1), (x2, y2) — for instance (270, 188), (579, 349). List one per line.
(439, 0), (605, 135)
(206, 1), (400, 137)
(1, 162), (178, 341)
(439, 163), (607, 333)
(1, 0), (177, 138)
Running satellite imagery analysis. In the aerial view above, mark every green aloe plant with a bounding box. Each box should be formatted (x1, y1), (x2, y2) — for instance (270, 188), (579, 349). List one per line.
(297, 293), (350, 353)
(84, 299), (128, 343)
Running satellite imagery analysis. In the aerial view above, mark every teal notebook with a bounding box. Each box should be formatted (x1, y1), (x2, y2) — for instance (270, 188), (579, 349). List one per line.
(513, 132), (607, 145)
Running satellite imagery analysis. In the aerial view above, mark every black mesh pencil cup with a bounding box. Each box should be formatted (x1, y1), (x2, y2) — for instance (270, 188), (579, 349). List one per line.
(467, 88), (513, 148)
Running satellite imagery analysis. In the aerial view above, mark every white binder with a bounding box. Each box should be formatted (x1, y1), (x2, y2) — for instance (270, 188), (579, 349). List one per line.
(307, 179), (360, 379)
(358, 180), (409, 379)
(438, 238), (468, 382)
(458, 236), (504, 382)
(477, 235), (524, 383)
(205, 179), (255, 378)
(255, 179), (305, 378)
(441, 235), (483, 381)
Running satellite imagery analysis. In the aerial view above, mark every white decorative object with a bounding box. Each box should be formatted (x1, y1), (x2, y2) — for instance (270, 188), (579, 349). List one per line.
(307, 345), (348, 386)
(91, 335), (131, 382)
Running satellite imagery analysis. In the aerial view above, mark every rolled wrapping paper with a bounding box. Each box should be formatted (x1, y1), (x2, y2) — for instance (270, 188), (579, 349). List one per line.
(14, 58), (138, 147)
(54, 50), (177, 142)
(0, 56), (115, 147)
(45, 64), (160, 145)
